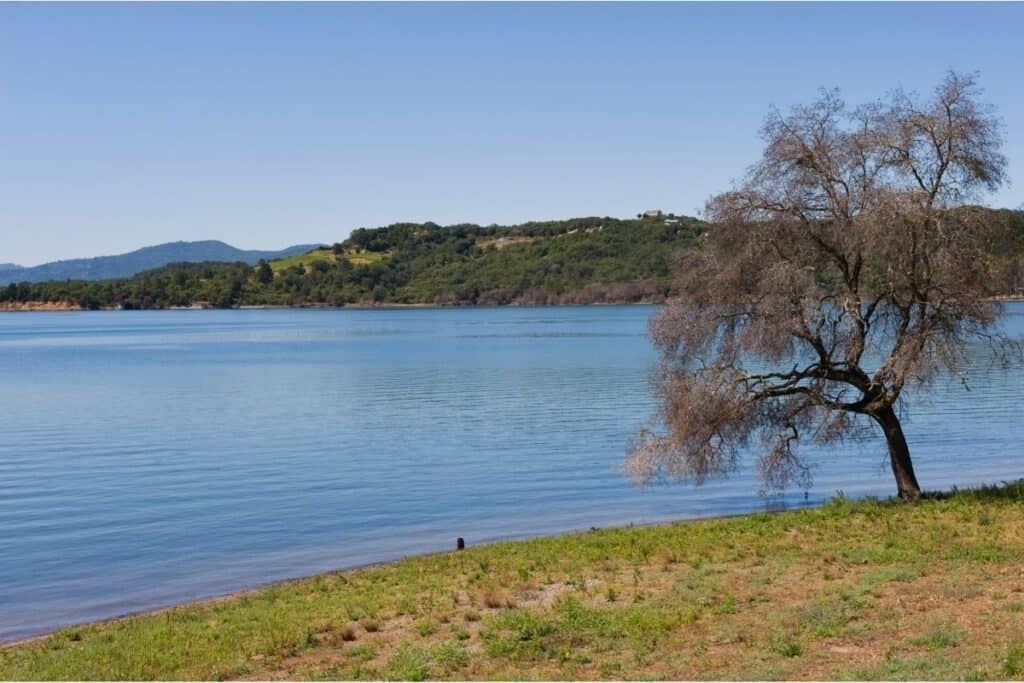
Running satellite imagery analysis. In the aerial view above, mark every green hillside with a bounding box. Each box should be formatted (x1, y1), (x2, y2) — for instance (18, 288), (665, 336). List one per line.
(0, 215), (705, 309)
(3, 209), (1022, 310)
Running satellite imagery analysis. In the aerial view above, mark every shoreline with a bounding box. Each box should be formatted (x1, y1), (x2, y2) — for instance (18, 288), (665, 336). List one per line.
(0, 300), (662, 313)
(0, 504), (794, 649)
(4, 481), (1023, 680)
(3, 295), (1024, 313)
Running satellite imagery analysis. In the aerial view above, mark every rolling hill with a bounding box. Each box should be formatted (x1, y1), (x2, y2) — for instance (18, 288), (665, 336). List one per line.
(0, 241), (319, 285)
(3, 210), (1022, 309)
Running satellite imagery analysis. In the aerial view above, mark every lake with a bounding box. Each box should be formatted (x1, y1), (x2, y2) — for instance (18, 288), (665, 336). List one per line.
(1, 304), (1021, 642)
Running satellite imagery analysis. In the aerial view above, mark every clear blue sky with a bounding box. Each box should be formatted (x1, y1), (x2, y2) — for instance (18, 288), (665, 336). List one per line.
(3, 2), (1023, 266)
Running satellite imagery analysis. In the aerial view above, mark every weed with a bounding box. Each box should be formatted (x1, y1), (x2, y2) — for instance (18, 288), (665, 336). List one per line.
(415, 619), (437, 638)
(771, 639), (802, 658)
(910, 624), (964, 651)
(383, 645), (429, 681)
(1004, 642), (1024, 677)
(345, 643), (375, 661)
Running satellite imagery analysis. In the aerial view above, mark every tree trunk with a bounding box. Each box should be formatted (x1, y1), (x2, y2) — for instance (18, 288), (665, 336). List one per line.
(872, 405), (922, 501)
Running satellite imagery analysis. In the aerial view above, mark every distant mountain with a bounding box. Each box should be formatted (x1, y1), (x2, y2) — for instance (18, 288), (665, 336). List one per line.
(0, 241), (319, 285)
(0, 264), (25, 284)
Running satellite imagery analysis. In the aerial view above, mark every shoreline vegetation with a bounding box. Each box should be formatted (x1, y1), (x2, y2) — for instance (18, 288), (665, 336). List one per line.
(3, 482), (1024, 680)
(4, 295), (1024, 313)
(0, 301), (663, 313)
(3, 210), (1022, 312)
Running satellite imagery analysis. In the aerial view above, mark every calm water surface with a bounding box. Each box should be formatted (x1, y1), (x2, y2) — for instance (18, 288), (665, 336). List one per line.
(1, 305), (1021, 641)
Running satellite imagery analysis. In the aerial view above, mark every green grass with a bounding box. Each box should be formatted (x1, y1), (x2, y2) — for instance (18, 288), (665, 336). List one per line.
(3, 481), (1024, 680)
(268, 248), (338, 273)
(343, 250), (386, 266)
(269, 247), (384, 273)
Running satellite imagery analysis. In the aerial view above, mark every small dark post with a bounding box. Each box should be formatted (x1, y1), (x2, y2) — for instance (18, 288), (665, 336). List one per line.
(456, 537), (465, 550)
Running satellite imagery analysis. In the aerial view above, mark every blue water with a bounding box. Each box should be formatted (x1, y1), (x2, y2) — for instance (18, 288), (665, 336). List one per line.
(0, 305), (1021, 642)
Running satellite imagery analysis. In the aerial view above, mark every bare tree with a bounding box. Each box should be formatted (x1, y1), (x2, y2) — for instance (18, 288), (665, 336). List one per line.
(628, 72), (1017, 501)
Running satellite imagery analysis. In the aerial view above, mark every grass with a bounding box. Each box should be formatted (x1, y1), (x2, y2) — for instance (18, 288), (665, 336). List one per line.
(269, 248), (338, 273)
(267, 248), (384, 274)
(2, 481), (1024, 680)
(344, 250), (386, 266)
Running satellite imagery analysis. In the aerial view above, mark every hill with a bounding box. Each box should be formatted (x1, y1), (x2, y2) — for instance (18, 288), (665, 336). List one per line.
(0, 241), (319, 286)
(0, 264), (24, 282)
(1, 216), (706, 308)
(2, 210), (1022, 310)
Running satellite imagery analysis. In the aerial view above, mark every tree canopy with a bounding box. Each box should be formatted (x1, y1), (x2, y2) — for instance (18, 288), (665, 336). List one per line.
(628, 72), (1021, 501)
(1, 216), (704, 309)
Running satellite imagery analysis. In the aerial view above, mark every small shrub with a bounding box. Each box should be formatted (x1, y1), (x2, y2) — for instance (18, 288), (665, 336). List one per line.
(772, 640), (802, 658)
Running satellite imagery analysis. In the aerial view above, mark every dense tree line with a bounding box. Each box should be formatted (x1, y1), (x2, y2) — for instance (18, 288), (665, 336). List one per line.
(2, 211), (1021, 310)
(0, 216), (703, 308)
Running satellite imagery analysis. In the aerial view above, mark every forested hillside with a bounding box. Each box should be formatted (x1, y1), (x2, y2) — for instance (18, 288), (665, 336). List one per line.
(1, 216), (704, 308)
(3, 210), (1022, 310)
